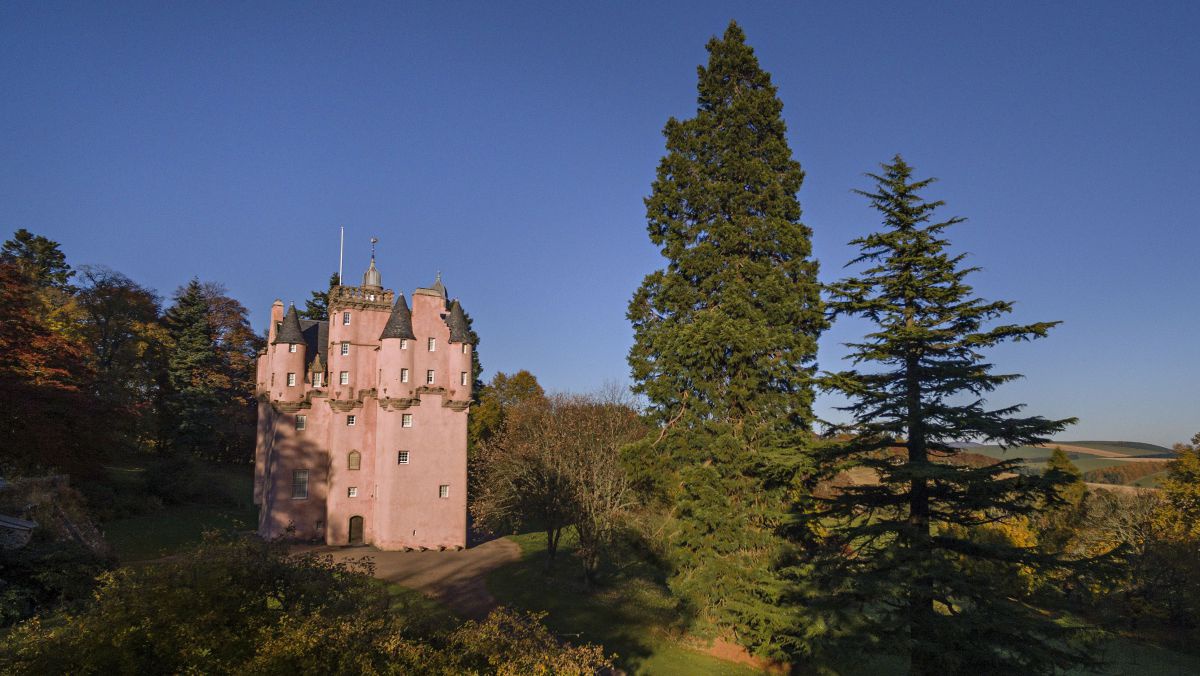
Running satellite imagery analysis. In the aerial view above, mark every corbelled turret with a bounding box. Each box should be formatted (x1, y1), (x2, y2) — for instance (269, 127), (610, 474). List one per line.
(445, 299), (471, 344)
(273, 304), (305, 344)
(380, 294), (416, 340)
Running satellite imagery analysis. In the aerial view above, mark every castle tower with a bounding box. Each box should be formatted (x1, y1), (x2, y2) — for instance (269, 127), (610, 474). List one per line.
(253, 251), (473, 550)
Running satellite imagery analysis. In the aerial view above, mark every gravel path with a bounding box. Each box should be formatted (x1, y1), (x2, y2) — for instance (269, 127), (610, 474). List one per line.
(295, 538), (522, 618)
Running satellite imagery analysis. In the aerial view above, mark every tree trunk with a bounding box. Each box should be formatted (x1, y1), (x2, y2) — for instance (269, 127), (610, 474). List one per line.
(545, 527), (562, 570)
(906, 350), (936, 676)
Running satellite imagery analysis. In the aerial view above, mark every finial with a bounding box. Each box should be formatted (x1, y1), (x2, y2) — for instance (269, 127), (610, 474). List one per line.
(370, 236), (379, 259)
(436, 270), (441, 282)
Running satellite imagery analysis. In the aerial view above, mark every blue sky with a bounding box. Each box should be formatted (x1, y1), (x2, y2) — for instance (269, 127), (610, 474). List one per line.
(2, 2), (1196, 446)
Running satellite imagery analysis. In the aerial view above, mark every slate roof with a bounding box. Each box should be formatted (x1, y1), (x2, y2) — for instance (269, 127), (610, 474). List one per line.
(0, 514), (36, 531)
(273, 305), (306, 344)
(445, 299), (472, 343)
(299, 319), (328, 368)
(380, 295), (416, 341)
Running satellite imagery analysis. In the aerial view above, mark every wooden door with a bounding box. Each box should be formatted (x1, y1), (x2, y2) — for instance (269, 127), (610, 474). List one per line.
(348, 516), (364, 545)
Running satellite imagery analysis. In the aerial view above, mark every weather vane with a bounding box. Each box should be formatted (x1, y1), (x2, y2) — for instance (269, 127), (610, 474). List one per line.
(370, 236), (379, 258)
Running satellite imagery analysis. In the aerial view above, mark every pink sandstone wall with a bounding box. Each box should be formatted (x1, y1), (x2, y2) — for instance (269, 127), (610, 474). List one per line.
(255, 281), (470, 550)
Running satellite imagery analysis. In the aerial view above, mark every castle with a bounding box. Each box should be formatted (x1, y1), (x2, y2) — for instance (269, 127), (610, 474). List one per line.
(253, 258), (472, 549)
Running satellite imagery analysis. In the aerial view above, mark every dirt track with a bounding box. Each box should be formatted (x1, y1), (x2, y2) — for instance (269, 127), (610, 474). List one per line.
(294, 538), (521, 618)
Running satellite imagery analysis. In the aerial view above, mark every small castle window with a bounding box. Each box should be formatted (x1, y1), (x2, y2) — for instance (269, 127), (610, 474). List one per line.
(343, 311), (351, 326)
(295, 415), (306, 431)
(347, 486), (358, 498)
(401, 368), (409, 383)
(340, 371), (349, 385)
(462, 344), (469, 355)
(426, 369), (435, 384)
(401, 339), (408, 350)
(341, 341), (350, 356)
(289, 344), (297, 353)
(398, 450), (409, 464)
(438, 484), (449, 499)
(313, 372), (324, 387)
(402, 414), (413, 428)
(427, 337), (436, 352)
(292, 470), (309, 499)
(460, 372), (468, 386)
(286, 372), (296, 386)
(348, 450), (361, 470)
(347, 415), (356, 427)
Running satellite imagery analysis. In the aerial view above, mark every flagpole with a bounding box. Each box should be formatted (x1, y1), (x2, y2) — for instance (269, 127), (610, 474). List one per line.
(338, 226), (344, 285)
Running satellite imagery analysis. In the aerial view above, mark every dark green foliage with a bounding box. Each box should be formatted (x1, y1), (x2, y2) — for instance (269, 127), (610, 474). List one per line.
(299, 272), (339, 321)
(161, 279), (222, 456)
(0, 228), (73, 290)
(0, 539), (111, 627)
(626, 22), (824, 657)
(810, 156), (1087, 674)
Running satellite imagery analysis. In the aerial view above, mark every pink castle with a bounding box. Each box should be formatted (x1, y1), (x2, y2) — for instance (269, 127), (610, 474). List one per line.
(253, 258), (472, 549)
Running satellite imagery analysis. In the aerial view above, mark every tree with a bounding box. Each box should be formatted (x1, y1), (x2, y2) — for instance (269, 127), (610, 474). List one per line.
(160, 280), (223, 457)
(1, 229), (73, 291)
(471, 392), (644, 582)
(0, 262), (107, 476)
(198, 282), (264, 462)
(468, 370), (546, 450)
(624, 21), (825, 656)
(299, 272), (339, 321)
(75, 266), (166, 446)
(812, 156), (1084, 674)
(1036, 448), (1088, 555)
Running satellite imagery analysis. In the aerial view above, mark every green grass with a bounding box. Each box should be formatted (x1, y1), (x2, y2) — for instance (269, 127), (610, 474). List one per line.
(1061, 441), (1173, 455)
(973, 445), (1061, 461)
(1072, 638), (1200, 675)
(488, 531), (764, 676)
(1131, 471), (1169, 488)
(105, 502), (259, 562)
(103, 462), (258, 562)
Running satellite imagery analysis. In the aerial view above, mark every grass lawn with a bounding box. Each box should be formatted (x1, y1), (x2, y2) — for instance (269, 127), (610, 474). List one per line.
(105, 502), (259, 562)
(103, 462), (258, 562)
(487, 531), (764, 676)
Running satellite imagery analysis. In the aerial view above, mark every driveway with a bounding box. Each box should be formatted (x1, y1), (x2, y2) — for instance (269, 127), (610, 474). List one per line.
(295, 537), (521, 618)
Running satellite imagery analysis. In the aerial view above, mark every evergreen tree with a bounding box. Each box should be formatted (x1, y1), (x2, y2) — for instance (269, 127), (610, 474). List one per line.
(626, 22), (825, 657)
(811, 156), (1086, 674)
(299, 272), (339, 321)
(1037, 448), (1087, 554)
(1, 228), (74, 290)
(161, 280), (222, 456)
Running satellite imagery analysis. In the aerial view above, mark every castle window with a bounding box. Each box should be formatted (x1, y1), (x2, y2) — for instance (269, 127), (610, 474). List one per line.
(341, 341), (350, 356)
(462, 344), (469, 355)
(348, 486), (358, 498)
(348, 450), (361, 470)
(401, 339), (408, 350)
(438, 484), (449, 499)
(343, 311), (351, 326)
(397, 450), (409, 464)
(461, 372), (468, 386)
(401, 368), (409, 383)
(426, 369), (435, 384)
(292, 470), (309, 499)
(427, 337), (436, 352)
(402, 414), (413, 428)
(347, 414), (356, 427)
(295, 415), (307, 431)
(313, 372), (324, 387)
(287, 372), (296, 386)
(289, 344), (297, 353)
(340, 371), (349, 385)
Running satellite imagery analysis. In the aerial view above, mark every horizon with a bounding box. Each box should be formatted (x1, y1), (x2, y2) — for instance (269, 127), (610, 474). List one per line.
(3, 2), (1196, 446)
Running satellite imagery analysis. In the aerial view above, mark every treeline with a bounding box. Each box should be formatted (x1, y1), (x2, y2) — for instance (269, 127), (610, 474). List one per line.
(1083, 461), (1164, 486)
(0, 228), (261, 482)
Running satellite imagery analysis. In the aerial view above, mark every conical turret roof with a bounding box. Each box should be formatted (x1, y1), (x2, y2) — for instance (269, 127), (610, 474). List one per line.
(274, 304), (305, 344)
(380, 294), (416, 340)
(445, 299), (471, 343)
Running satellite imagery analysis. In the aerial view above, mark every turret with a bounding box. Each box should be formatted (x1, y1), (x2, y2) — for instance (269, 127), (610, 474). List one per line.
(271, 304), (307, 402)
(445, 299), (474, 400)
(379, 294), (416, 397)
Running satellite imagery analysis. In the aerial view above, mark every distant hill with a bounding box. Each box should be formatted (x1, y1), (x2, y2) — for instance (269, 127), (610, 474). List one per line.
(1058, 440), (1173, 456)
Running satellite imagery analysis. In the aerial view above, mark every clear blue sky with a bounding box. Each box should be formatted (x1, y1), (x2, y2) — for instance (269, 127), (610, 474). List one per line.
(2, 2), (1196, 446)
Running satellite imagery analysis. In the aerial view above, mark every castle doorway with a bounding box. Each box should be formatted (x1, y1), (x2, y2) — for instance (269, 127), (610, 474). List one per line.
(348, 516), (364, 545)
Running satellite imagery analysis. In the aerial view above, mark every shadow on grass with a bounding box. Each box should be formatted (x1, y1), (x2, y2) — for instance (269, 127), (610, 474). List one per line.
(487, 530), (762, 676)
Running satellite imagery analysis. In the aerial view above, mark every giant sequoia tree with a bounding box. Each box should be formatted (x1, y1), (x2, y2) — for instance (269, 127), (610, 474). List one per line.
(626, 22), (825, 656)
(812, 156), (1086, 674)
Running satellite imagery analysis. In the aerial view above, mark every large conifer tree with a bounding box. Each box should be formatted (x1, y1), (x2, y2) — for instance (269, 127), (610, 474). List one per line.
(161, 280), (222, 456)
(811, 156), (1086, 674)
(626, 22), (824, 657)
